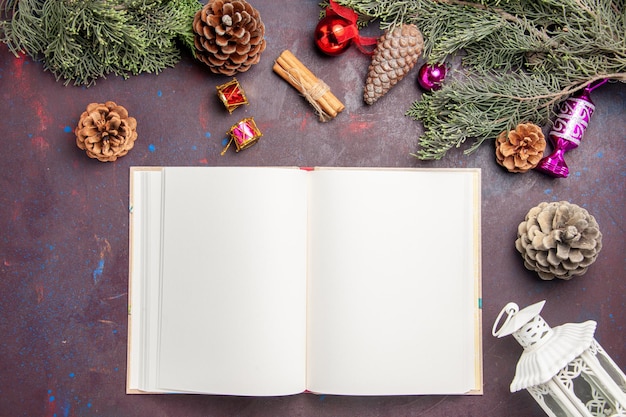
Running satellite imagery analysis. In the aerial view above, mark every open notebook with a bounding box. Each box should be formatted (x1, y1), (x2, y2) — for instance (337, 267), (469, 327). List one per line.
(127, 166), (482, 396)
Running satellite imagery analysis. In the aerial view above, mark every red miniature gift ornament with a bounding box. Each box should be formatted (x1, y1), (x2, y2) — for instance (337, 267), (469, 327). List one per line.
(221, 117), (262, 155)
(216, 78), (249, 113)
(314, 0), (376, 56)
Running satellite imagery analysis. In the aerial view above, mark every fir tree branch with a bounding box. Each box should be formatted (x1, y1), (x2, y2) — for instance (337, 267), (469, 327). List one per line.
(0, 0), (201, 86)
(407, 70), (560, 159)
(499, 73), (626, 108)
(330, 0), (626, 159)
(435, 0), (523, 26)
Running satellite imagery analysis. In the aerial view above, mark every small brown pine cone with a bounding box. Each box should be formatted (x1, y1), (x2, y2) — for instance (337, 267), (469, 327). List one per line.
(495, 122), (546, 173)
(75, 101), (138, 162)
(364, 24), (424, 105)
(515, 201), (603, 280)
(193, 0), (266, 76)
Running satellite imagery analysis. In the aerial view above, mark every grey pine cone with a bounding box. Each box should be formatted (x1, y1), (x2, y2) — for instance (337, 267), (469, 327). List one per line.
(515, 201), (602, 280)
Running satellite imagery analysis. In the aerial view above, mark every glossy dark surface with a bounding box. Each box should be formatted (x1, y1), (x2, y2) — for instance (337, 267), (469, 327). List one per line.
(1, 1), (624, 416)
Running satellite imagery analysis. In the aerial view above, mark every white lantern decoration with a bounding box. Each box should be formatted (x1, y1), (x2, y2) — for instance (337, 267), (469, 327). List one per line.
(492, 300), (626, 417)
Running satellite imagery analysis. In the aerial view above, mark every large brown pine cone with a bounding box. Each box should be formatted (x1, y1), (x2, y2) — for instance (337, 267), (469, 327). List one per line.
(193, 0), (266, 76)
(364, 24), (424, 105)
(75, 101), (138, 162)
(515, 201), (602, 280)
(495, 123), (546, 173)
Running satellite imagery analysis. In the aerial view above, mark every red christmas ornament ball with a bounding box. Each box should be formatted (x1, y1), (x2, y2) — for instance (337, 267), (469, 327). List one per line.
(418, 63), (447, 91)
(314, 15), (353, 56)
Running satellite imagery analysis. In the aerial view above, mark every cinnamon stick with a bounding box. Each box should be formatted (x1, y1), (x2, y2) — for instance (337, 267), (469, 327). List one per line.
(272, 63), (336, 119)
(273, 50), (344, 122)
(274, 58), (337, 119)
(279, 50), (344, 114)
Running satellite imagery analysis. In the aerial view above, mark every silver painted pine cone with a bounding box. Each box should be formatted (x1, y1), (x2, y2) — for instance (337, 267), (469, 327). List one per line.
(515, 201), (602, 280)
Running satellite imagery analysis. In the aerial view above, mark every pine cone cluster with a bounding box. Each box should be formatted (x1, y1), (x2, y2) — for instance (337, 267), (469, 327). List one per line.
(75, 101), (138, 162)
(364, 24), (424, 105)
(515, 201), (603, 280)
(495, 123), (546, 173)
(193, 0), (266, 76)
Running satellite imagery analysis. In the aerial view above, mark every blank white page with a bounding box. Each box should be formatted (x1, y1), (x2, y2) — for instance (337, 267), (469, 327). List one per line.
(306, 168), (480, 395)
(156, 167), (308, 396)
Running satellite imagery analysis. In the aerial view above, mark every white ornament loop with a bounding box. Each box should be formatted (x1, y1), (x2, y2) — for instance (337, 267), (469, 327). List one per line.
(492, 302), (519, 337)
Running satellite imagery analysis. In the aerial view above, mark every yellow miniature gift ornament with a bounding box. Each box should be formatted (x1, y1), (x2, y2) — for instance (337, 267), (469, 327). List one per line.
(493, 300), (626, 417)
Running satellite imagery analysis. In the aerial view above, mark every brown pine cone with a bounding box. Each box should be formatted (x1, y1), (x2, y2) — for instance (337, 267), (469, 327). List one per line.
(75, 101), (138, 162)
(193, 0), (266, 76)
(515, 201), (603, 280)
(364, 24), (424, 105)
(495, 122), (546, 173)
